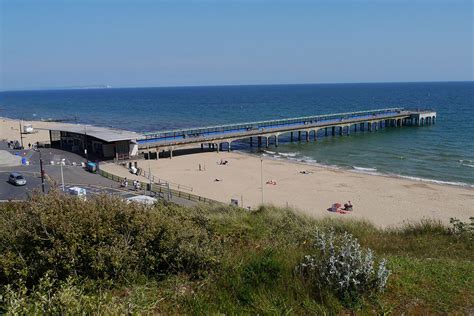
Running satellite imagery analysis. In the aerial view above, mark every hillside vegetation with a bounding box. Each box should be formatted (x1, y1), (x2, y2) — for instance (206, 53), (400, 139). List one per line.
(0, 192), (472, 314)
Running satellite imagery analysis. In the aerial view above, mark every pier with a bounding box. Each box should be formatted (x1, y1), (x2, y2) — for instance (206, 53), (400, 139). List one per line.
(138, 108), (436, 158)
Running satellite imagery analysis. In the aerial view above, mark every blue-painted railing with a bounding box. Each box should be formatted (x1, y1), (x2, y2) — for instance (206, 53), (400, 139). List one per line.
(138, 107), (404, 145)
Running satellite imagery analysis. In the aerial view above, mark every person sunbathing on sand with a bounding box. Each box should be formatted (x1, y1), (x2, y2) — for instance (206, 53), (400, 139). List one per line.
(343, 201), (353, 211)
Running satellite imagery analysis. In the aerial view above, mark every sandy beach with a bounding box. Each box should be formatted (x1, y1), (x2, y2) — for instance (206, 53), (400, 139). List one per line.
(101, 151), (474, 228)
(0, 117), (57, 145)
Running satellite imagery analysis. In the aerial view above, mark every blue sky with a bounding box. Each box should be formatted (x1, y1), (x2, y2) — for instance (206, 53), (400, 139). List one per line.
(1, 0), (472, 90)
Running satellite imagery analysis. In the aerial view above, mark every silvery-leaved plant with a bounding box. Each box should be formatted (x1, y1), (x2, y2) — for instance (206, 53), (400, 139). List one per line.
(296, 229), (390, 304)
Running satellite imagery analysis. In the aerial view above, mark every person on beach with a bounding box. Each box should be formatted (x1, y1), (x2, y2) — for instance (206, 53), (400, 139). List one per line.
(344, 201), (353, 211)
(121, 178), (128, 188)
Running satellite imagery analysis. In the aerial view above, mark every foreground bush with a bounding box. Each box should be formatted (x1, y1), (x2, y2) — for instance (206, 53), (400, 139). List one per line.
(0, 191), (218, 289)
(0, 196), (471, 314)
(296, 229), (390, 306)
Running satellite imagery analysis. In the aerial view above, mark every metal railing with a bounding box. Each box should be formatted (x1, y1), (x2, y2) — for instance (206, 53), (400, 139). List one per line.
(98, 168), (221, 205)
(138, 107), (404, 144)
(139, 169), (193, 192)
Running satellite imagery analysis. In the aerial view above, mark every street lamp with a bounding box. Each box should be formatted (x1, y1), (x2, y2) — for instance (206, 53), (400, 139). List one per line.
(39, 149), (45, 193)
(260, 157), (264, 205)
(147, 143), (152, 196)
(60, 158), (65, 191)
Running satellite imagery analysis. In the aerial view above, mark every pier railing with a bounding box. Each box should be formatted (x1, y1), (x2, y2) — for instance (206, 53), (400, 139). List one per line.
(139, 107), (403, 144)
(98, 169), (221, 205)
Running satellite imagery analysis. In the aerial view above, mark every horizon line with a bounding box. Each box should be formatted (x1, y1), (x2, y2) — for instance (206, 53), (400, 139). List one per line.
(1, 79), (473, 93)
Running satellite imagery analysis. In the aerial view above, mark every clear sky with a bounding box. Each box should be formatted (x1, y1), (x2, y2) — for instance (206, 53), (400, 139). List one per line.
(1, 0), (472, 90)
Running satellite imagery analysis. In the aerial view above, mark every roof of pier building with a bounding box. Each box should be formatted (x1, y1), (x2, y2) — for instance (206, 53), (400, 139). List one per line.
(39, 124), (144, 142)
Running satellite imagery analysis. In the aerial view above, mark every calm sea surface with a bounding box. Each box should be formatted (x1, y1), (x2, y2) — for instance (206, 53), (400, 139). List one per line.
(1, 82), (473, 186)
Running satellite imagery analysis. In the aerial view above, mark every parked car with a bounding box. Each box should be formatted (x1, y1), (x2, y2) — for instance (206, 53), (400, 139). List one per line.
(68, 187), (87, 200)
(8, 173), (26, 186)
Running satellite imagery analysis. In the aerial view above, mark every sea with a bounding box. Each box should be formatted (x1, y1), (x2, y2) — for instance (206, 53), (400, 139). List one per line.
(1, 82), (473, 187)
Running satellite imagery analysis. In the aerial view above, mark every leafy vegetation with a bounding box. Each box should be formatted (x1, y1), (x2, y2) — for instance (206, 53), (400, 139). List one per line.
(0, 192), (472, 314)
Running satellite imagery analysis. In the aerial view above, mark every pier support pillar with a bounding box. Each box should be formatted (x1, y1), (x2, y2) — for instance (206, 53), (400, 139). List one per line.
(325, 128), (328, 136)
(354, 124), (357, 132)
(298, 131), (301, 141)
(314, 130), (317, 141)
(266, 137), (269, 148)
(332, 126), (336, 136)
(368, 123), (372, 132)
(201, 143), (204, 151)
(346, 126), (350, 136)
(258, 136), (262, 147)
(169, 148), (173, 159)
(275, 135), (279, 147)
(339, 126), (343, 136)
(291, 132), (294, 142)
(306, 131), (310, 142)
(216, 143), (219, 153)
(250, 137), (253, 147)
(228, 142), (231, 152)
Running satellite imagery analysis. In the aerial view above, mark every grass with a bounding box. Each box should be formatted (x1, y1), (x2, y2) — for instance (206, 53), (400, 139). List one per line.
(0, 193), (472, 314)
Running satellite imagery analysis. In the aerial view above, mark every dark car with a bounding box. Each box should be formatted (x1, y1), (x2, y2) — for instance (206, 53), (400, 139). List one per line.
(8, 173), (27, 186)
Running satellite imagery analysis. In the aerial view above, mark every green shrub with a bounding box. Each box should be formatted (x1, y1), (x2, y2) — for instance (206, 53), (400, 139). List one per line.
(296, 229), (390, 307)
(0, 191), (218, 289)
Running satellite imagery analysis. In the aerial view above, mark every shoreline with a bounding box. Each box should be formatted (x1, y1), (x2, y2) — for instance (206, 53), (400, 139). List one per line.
(101, 150), (474, 228)
(244, 149), (474, 189)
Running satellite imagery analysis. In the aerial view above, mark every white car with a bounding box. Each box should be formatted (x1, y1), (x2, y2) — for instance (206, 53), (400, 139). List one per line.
(126, 195), (157, 205)
(68, 187), (87, 200)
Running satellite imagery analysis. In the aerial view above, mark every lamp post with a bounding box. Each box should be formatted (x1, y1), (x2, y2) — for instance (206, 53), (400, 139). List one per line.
(260, 157), (264, 205)
(84, 125), (89, 161)
(39, 149), (45, 193)
(60, 158), (65, 191)
(147, 143), (152, 196)
(19, 121), (24, 149)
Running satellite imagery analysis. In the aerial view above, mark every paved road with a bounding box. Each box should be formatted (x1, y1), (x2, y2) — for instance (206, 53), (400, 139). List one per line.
(0, 144), (199, 207)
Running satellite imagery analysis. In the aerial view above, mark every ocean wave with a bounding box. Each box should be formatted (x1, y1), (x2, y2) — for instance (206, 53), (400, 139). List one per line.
(352, 166), (378, 172)
(279, 152), (298, 157)
(397, 175), (474, 188)
(462, 164), (474, 168)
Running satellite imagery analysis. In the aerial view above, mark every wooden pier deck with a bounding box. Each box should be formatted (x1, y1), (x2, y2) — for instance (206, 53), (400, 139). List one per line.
(137, 108), (436, 156)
